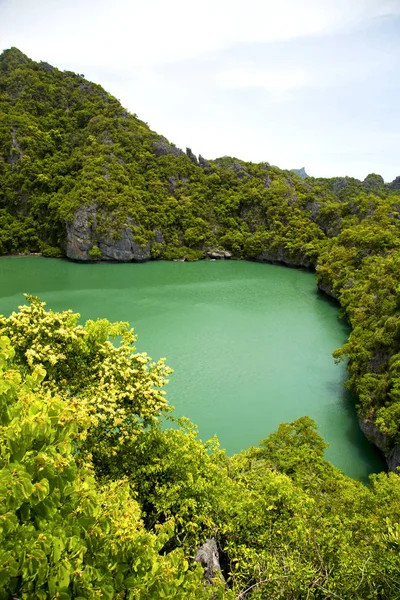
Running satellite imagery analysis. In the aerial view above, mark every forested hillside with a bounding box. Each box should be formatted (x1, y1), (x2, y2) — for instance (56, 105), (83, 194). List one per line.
(1, 47), (400, 597)
(2, 47), (398, 267)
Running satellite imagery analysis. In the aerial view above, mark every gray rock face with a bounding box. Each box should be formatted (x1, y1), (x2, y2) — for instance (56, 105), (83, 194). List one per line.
(388, 176), (400, 190)
(98, 234), (151, 262)
(198, 154), (210, 169)
(255, 247), (313, 269)
(317, 279), (339, 301)
(167, 174), (188, 194)
(66, 204), (151, 262)
(9, 127), (23, 166)
(388, 447), (400, 472)
(38, 61), (54, 73)
(307, 201), (322, 221)
(154, 229), (165, 244)
(359, 418), (400, 472)
(231, 162), (249, 178)
(263, 174), (272, 188)
(369, 350), (390, 373)
(66, 204), (97, 261)
(152, 137), (184, 158)
(332, 177), (350, 194)
(195, 538), (224, 586)
(186, 147), (199, 164)
(306, 199), (342, 236)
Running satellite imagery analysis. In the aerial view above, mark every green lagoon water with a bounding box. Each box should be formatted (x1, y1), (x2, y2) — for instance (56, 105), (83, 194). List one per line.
(0, 257), (385, 480)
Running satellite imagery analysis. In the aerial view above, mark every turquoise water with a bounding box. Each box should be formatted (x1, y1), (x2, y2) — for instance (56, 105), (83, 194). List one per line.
(0, 257), (385, 480)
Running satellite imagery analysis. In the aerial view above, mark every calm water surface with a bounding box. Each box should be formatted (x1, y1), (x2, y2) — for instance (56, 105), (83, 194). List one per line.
(0, 257), (384, 480)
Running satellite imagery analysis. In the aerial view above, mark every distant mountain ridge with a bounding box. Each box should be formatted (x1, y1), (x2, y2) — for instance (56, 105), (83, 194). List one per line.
(290, 167), (309, 179)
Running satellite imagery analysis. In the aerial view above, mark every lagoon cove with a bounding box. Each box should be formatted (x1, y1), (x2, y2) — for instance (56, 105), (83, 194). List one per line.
(0, 256), (384, 480)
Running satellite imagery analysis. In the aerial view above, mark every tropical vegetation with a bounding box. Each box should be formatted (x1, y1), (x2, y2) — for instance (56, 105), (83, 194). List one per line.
(1, 298), (400, 598)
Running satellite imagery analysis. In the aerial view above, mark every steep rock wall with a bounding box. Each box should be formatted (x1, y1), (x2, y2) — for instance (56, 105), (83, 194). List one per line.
(66, 204), (151, 262)
(359, 418), (400, 472)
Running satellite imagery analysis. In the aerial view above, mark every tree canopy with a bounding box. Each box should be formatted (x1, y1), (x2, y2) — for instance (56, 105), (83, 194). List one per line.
(1, 299), (400, 598)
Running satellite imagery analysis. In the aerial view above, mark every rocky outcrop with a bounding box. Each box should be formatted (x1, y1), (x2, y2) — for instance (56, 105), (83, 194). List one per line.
(66, 204), (97, 260)
(388, 176), (400, 190)
(206, 249), (232, 259)
(167, 174), (188, 194)
(359, 418), (400, 472)
(214, 158), (250, 179)
(317, 279), (339, 301)
(306, 199), (342, 237)
(194, 538), (224, 586)
(263, 173), (272, 188)
(152, 137), (184, 158)
(38, 62), (54, 73)
(186, 147), (198, 164)
(369, 350), (391, 374)
(66, 204), (151, 262)
(198, 154), (210, 169)
(98, 234), (151, 262)
(9, 127), (23, 166)
(255, 247), (313, 269)
(363, 173), (384, 190)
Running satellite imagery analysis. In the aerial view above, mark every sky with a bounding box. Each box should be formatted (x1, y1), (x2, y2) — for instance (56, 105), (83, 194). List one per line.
(1, 0), (399, 181)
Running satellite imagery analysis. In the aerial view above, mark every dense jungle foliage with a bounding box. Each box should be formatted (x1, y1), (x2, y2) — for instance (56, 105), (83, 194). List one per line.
(1, 298), (400, 599)
(1, 47), (400, 596)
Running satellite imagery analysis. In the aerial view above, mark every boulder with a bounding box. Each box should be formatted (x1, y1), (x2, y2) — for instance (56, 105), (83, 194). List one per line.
(206, 249), (232, 259)
(194, 538), (224, 586)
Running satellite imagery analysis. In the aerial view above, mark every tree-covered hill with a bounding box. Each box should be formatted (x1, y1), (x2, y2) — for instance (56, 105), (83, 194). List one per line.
(0, 47), (397, 265)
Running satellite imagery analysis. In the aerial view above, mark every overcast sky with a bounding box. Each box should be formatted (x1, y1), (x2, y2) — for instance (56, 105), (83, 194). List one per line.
(1, 0), (399, 181)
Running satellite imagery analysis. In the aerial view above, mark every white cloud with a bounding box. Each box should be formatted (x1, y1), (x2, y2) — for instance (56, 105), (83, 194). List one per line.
(1, 0), (399, 68)
(219, 64), (309, 98)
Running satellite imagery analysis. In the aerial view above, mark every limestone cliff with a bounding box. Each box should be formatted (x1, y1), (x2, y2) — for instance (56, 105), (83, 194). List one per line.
(316, 279), (339, 301)
(359, 418), (400, 472)
(255, 247), (313, 269)
(66, 204), (151, 262)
